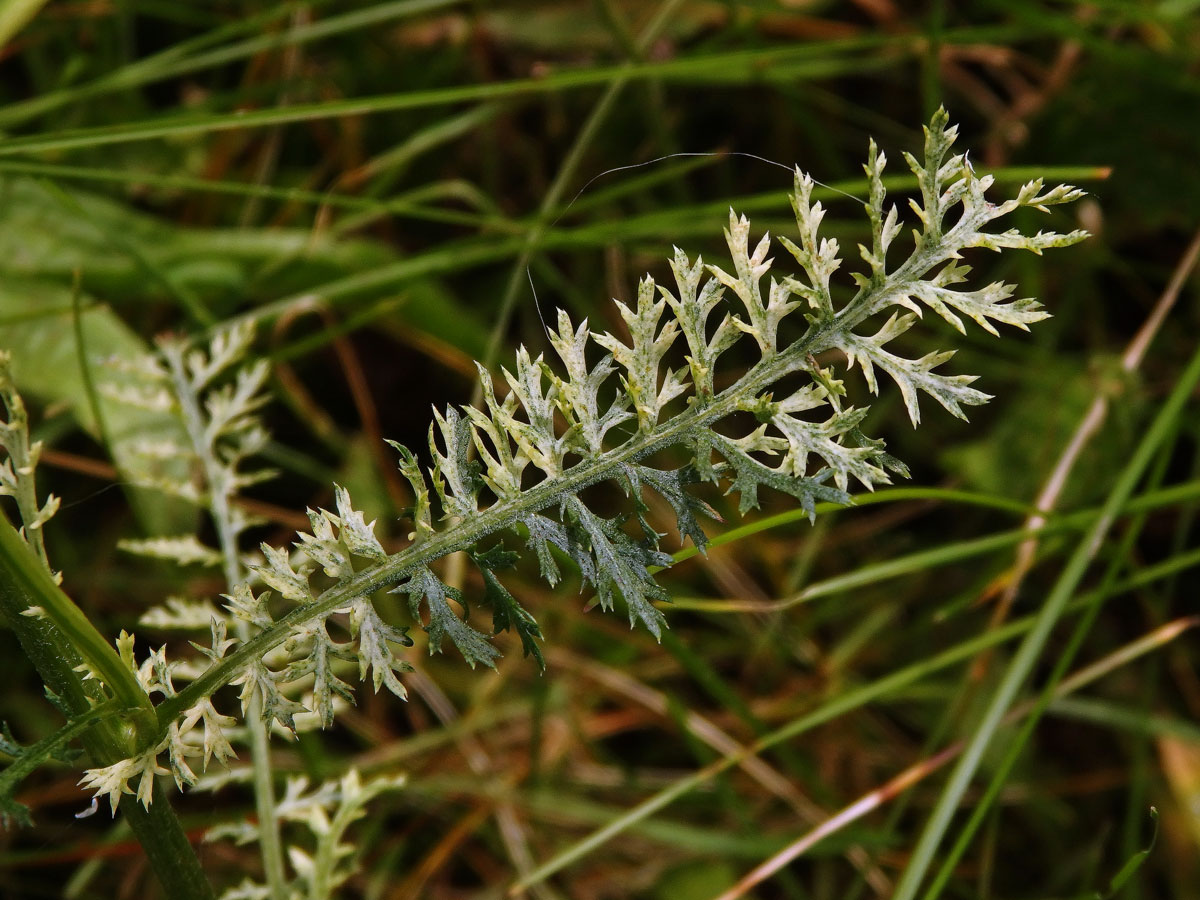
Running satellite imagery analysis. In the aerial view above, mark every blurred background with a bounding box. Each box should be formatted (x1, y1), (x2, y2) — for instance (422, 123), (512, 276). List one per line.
(0, 1), (1198, 898)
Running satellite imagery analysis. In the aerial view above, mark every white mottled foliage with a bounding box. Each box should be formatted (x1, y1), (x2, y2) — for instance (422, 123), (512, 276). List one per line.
(2, 112), (1085, 836)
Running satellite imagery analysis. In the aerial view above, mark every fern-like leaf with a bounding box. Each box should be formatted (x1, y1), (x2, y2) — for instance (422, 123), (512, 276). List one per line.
(139, 108), (1086, 771)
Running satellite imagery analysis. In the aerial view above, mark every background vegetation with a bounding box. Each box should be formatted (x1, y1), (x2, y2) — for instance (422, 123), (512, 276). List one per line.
(0, 1), (1198, 898)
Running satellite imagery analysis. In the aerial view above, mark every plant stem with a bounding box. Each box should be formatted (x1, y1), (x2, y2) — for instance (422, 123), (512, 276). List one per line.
(0, 700), (118, 809)
(0, 517), (154, 723)
(0, 360), (52, 570)
(0, 516), (213, 899)
(161, 343), (289, 900)
(122, 780), (216, 900)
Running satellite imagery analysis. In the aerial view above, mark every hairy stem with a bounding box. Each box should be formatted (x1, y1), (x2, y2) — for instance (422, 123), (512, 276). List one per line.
(0, 700), (120, 814)
(0, 517), (212, 899)
(161, 344), (289, 900)
(0, 517), (154, 723)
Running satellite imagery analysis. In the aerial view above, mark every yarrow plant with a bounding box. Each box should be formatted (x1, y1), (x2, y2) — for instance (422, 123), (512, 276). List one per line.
(0, 109), (1085, 898)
